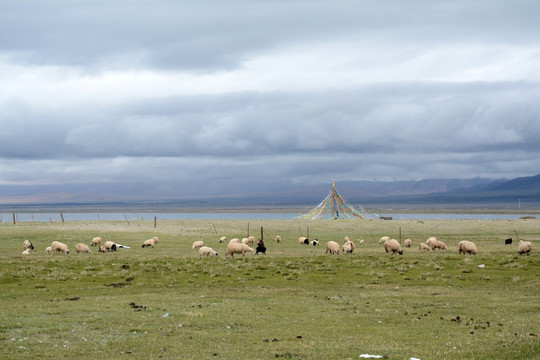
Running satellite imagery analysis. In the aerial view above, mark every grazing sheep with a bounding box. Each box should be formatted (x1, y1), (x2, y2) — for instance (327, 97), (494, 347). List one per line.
(404, 239), (412, 248)
(199, 246), (219, 258)
(418, 243), (430, 251)
(384, 239), (403, 255)
(51, 241), (69, 254)
(142, 236), (159, 248)
(518, 240), (533, 255)
(359, 239), (365, 245)
(505, 238), (512, 245)
(219, 236), (227, 243)
(45, 246), (53, 254)
(98, 246), (106, 253)
(310, 239), (320, 246)
(344, 236), (350, 243)
(75, 243), (91, 254)
(299, 237), (309, 245)
(342, 242), (354, 254)
(458, 241), (478, 255)
(426, 237), (437, 246)
(104, 241), (117, 252)
(22, 249), (31, 255)
(379, 236), (390, 245)
(431, 239), (448, 251)
(248, 236), (255, 244)
(229, 238), (240, 244)
(23, 240), (34, 250)
(326, 241), (340, 255)
(191, 240), (204, 250)
(225, 243), (256, 259)
(275, 235), (281, 243)
(241, 238), (251, 245)
(91, 237), (102, 247)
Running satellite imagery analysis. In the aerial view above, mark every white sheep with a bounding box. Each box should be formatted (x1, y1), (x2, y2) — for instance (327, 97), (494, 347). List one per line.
(431, 239), (448, 251)
(199, 246), (219, 258)
(426, 237), (437, 246)
(98, 246), (106, 253)
(384, 239), (403, 255)
(45, 246), (53, 254)
(142, 236), (159, 248)
(191, 240), (204, 250)
(22, 248), (31, 255)
(344, 236), (350, 243)
(404, 239), (412, 248)
(418, 243), (430, 251)
(104, 241), (117, 252)
(518, 240), (533, 255)
(241, 238), (251, 245)
(225, 243), (256, 259)
(342, 242), (354, 254)
(248, 236), (255, 244)
(275, 235), (281, 243)
(75, 243), (91, 254)
(219, 236), (227, 243)
(51, 241), (69, 254)
(299, 237), (309, 245)
(458, 241), (478, 255)
(91, 237), (102, 247)
(23, 240), (34, 250)
(379, 236), (390, 245)
(229, 238), (240, 244)
(326, 241), (340, 255)
(359, 239), (365, 245)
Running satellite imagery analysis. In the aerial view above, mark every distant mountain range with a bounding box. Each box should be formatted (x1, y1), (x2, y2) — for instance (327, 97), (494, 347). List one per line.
(1, 174), (539, 210)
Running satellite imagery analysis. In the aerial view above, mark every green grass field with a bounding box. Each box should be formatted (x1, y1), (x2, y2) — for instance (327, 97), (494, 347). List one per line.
(1, 218), (539, 359)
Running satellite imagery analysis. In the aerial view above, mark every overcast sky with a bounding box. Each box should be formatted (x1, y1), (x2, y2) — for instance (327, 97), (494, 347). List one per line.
(1, 0), (539, 200)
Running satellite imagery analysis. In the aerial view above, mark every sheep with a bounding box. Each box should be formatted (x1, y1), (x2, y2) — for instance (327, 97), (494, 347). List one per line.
(310, 239), (320, 246)
(241, 238), (251, 245)
(426, 237), (437, 246)
(518, 240), (533, 255)
(199, 246), (219, 258)
(104, 241), (117, 252)
(344, 236), (350, 243)
(359, 239), (365, 245)
(342, 242), (354, 254)
(458, 241), (478, 255)
(219, 236), (227, 243)
(418, 243), (430, 251)
(98, 246), (106, 253)
(275, 235), (281, 243)
(23, 240), (34, 250)
(45, 246), (53, 254)
(379, 236), (390, 245)
(248, 236), (256, 244)
(91, 237), (102, 247)
(299, 237), (309, 245)
(384, 239), (403, 255)
(431, 239), (448, 251)
(142, 236), (159, 248)
(326, 241), (340, 255)
(225, 243), (256, 259)
(51, 241), (69, 254)
(344, 238), (355, 252)
(75, 243), (91, 254)
(191, 240), (204, 250)
(22, 249), (31, 255)
(229, 238), (240, 244)
(404, 239), (412, 248)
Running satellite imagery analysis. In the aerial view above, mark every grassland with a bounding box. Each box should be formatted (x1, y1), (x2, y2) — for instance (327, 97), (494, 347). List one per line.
(1, 218), (539, 359)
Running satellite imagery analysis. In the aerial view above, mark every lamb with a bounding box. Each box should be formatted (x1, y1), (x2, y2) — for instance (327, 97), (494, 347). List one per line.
(404, 239), (412, 248)
(458, 241), (478, 255)
(384, 239), (403, 255)
(98, 246), (106, 253)
(91, 237), (102, 247)
(75, 243), (91, 254)
(23, 240), (34, 250)
(359, 239), (364, 245)
(518, 240), (533, 255)
(199, 246), (219, 258)
(219, 236), (227, 243)
(45, 246), (53, 254)
(22, 249), (31, 255)
(344, 238), (355, 252)
(142, 236), (159, 248)
(104, 241), (117, 252)
(418, 243), (430, 251)
(248, 236), (256, 244)
(326, 241), (340, 255)
(51, 241), (69, 254)
(229, 238), (240, 244)
(191, 240), (204, 250)
(310, 239), (320, 246)
(431, 239), (448, 251)
(225, 243), (256, 259)
(275, 235), (281, 243)
(241, 238), (251, 245)
(342, 242), (354, 254)
(379, 236), (390, 245)
(299, 237), (309, 245)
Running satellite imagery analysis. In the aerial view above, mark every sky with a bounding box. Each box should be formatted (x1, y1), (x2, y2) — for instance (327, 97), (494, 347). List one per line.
(1, 0), (540, 202)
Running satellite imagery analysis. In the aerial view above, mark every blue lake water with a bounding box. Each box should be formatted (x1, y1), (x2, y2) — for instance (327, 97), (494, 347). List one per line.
(1, 212), (537, 222)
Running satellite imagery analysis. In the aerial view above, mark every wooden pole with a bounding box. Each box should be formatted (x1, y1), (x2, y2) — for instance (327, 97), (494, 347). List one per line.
(212, 224), (217, 233)
(13, 213), (16, 225)
(399, 226), (402, 244)
(154, 216), (157, 228)
(180, 219), (187, 230)
(123, 213), (129, 225)
(247, 223), (250, 237)
(514, 229), (520, 242)
(261, 226), (264, 241)
(60, 212), (65, 223)
(307, 226), (310, 239)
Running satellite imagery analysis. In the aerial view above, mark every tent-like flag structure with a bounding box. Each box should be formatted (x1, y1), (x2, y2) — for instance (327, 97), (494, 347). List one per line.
(298, 182), (379, 220)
